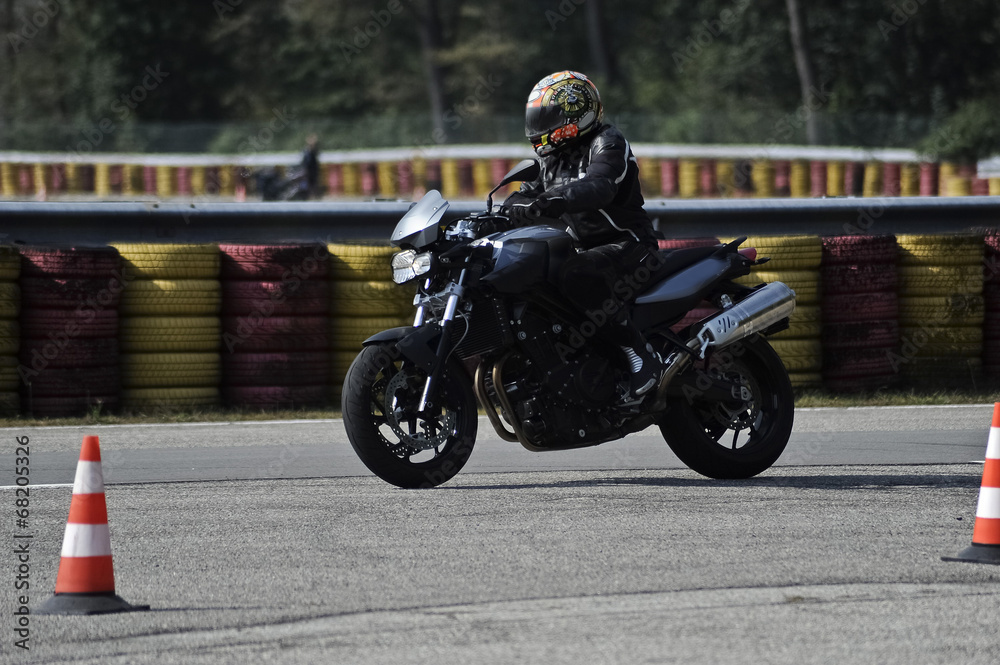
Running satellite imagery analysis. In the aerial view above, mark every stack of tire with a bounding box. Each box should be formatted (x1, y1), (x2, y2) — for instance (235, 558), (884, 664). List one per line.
(659, 237), (721, 333)
(985, 231), (1000, 378)
(218, 244), (330, 410)
(17, 246), (123, 416)
(820, 235), (900, 391)
(328, 243), (412, 403)
(112, 243), (222, 411)
(0, 247), (20, 416)
(896, 233), (985, 387)
(728, 235), (823, 389)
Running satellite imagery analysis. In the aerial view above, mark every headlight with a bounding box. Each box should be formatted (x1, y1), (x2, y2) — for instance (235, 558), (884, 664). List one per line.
(391, 250), (433, 284)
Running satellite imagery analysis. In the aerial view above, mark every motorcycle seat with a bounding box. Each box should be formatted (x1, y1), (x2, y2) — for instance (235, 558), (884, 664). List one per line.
(645, 245), (719, 285)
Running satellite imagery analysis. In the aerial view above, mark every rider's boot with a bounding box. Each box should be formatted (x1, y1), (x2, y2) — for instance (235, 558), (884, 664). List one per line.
(620, 342), (664, 399)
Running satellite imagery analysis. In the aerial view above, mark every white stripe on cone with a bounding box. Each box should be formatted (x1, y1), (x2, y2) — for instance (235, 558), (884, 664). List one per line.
(60, 523), (113, 558)
(976, 487), (1000, 520)
(72, 461), (105, 495)
(987, 427), (1000, 460)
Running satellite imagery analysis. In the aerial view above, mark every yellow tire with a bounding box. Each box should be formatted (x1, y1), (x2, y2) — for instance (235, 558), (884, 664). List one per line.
(120, 352), (221, 388)
(897, 265), (983, 297)
(770, 338), (822, 372)
(768, 305), (821, 339)
(736, 270), (820, 304)
(330, 316), (410, 350)
(898, 295), (984, 327)
(0, 249), (19, 280)
(896, 234), (983, 266)
(901, 325), (982, 344)
(330, 281), (412, 317)
(119, 279), (221, 315)
(787, 372), (823, 389)
(328, 243), (396, 281)
(0, 391), (18, 416)
(112, 243), (220, 279)
(121, 386), (220, 409)
(120, 316), (221, 352)
(0, 354), (18, 391)
(0, 282), (19, 319)
(0, 319), (18, 355)
(723, 235), (823, 269)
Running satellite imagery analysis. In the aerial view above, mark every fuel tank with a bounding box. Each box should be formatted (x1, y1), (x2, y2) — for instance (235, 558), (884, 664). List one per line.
(481, 225), (575, 293)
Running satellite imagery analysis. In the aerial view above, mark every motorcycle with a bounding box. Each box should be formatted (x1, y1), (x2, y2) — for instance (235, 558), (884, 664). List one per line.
(342, 159), (797, 489)
(251, 165), (313, 201)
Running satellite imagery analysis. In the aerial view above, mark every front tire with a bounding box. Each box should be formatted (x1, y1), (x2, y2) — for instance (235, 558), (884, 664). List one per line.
(659, 334), (794, 479)
(342, 343), (478, 488)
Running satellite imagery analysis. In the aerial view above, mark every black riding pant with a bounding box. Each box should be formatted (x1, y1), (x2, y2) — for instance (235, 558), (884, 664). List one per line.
(557, 240), (660, 347)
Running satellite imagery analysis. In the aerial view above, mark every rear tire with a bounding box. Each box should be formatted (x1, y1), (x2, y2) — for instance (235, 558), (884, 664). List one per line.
(659, 334), (794, 479)
(342, 343), (477, 488)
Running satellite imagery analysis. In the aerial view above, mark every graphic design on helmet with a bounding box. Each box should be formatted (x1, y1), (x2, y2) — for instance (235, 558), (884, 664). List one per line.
(525, 71), (603, 156)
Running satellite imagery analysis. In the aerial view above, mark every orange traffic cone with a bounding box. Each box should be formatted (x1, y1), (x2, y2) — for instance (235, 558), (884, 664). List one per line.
(36, 436), (149, 614)
(943, 403), (1000, 565)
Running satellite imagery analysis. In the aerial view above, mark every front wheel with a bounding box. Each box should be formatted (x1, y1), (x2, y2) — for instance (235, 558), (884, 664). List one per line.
(659, 334), (794, 479)
(342, 342), (478, 488)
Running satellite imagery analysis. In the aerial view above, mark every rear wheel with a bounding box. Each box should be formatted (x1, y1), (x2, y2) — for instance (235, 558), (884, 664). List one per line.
(659, 334), (793, 479)
(342, 342), (477, 488)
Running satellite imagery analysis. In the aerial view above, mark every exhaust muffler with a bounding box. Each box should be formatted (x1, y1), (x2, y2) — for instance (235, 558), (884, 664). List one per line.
(655, 282), (797, 398)
(691, 281), (796, 357)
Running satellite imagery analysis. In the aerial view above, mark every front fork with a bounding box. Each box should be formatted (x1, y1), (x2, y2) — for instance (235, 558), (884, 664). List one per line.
(415, 269), (467, 413)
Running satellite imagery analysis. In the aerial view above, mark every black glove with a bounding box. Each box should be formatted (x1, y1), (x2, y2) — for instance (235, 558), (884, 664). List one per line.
(508, 196), (567, 225)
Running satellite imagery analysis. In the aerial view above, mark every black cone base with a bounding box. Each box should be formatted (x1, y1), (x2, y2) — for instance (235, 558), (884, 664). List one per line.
(942, 543), (1000, 565)
(35, 592), (151, 615)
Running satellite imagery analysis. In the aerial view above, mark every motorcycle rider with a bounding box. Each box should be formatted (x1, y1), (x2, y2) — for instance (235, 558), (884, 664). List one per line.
(502, 71), (663, 400)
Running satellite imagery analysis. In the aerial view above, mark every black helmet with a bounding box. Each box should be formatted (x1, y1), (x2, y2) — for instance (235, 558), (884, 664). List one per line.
(525, 71), (603, 156)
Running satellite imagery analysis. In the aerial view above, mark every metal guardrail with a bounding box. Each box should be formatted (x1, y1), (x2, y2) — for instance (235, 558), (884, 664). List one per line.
(1, 196), (999, 245)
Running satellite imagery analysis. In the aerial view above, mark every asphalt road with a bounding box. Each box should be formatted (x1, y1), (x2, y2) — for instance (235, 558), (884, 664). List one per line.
(1, 405), (999, 664)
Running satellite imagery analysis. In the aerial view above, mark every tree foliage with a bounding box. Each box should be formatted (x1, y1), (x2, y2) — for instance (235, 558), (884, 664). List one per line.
(1, 0), (997, 155)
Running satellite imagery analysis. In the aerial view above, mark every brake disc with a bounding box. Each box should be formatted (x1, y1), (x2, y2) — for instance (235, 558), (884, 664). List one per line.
(384, 370), (456, 451)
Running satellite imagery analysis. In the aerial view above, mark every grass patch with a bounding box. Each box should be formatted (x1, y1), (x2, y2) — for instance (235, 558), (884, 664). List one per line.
(794, 388), (1000, 408)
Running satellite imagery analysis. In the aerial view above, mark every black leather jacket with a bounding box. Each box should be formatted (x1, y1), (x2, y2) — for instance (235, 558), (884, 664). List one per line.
(503, 124), (656, 249)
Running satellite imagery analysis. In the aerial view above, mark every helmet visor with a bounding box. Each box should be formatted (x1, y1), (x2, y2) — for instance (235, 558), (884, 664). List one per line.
(525, 105), (566, 141)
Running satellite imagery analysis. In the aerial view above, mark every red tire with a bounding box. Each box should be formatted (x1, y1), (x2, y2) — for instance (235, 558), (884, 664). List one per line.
(221, 280), (329, 316)
(20, 277), (122, 309)
(823, 320), (899, 349)
(219, 244), (330, 280)
(19, 338), (118, 368)
(822, 292), (898, 323)
(19, 308), (118, 338)
(821, 235), (898, 265)
(20, 365), (119, 397)
(222, 351), (331, 386)
(222, 384), (328, 408)
(19, 246), (122, 278)
(222, 314), (329, 352)
(821, 263), (898, 295)
(658, 237), (720, 250)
